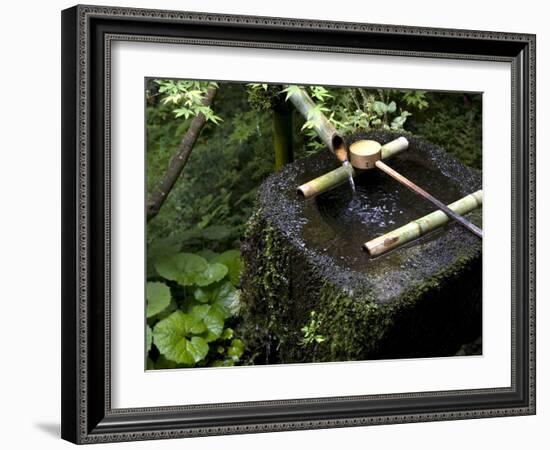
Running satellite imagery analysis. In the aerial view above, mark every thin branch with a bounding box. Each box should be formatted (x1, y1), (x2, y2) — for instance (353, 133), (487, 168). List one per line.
(147, 86), (218, 222)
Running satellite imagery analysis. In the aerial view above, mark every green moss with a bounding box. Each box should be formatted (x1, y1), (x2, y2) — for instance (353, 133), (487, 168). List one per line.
(240, 210), (294, 363)
(240, 204), (481, 364)
(313, 283), (383, 361)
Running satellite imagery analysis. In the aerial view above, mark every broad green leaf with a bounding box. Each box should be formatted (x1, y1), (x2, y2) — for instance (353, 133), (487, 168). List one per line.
(146, 281), (171, 318)
(372, 101), (387, 116)
(188, 304), (209, 334)
(195, 263), (228, 287)
(153, 310), (209, 364)
(203, 308), (225, 341)
(189, 304), (210, 321)
(210, 282), (240, 319)
(187, 304), (224, 339)
(387, 101), (397, 113)
(227, 339), (244, 360)
(212, 250), (243, 286)
(187, 336), (209, 363)
(193, 287), (212, 303)
(193, 282), (239, 318)
(155, 253), (208, 286)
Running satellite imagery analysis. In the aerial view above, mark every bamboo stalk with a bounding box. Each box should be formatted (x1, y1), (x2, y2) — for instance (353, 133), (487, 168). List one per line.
(380, 136), (409, 159)
(375, 160), (483, 238)
(297, 164), (355, 198)
(364, 190), (483, 256)
(286, 86), (348, 162)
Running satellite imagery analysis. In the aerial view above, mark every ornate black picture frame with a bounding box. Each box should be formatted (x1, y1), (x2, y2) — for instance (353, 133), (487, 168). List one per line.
(61, 4), (536, 444)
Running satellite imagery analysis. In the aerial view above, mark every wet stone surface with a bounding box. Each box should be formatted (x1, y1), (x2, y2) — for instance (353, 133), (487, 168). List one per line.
(313, 152), (463, 271)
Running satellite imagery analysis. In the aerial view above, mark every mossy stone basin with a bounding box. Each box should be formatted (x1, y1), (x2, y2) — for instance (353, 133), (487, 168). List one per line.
(240, 131), (482, 364)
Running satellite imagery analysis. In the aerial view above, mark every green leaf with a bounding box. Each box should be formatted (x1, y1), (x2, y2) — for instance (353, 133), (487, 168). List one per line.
(154, 253), (208, 286)
(187, 303), (225, 341)
(193, 287), (211, 303)
(188, 303), (210, 321)
(146, 324), (153, 352)
(146, 281), (171, 318)
(203, 309), (225, 341)
(212, 250), (243, 286)
(195, 263), (228, 287)
(221, 328), (234, 340)
(153, 310), (209, 364)
(387, 101), (397, 113)
(282, 85), (302, 101)
(197, 249), (218, 261)
(173, 107), (192, 119)
(372, 101), (387, 116)
(187, 304), (209, 334)
(187, 336), (209, 362)
(193, 281), (239, 318)
(210, 282), (240, 319)
(310, 86), (332, 101)
(227, 339), (244, 361)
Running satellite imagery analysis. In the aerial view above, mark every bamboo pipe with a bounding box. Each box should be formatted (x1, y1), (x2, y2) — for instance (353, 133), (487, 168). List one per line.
(364, 190), (483, 256)
(285, 86), (348, 162)
(297, 164), (356, 198)
(297, 137), (409, 198)
(374, 160), (483, 238)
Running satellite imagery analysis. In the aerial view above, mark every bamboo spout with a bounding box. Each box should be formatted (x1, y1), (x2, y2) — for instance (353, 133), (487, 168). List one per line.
(297, 137), (409, 198)
(286, 86), (348, 162)
(364, 190), (483, 256)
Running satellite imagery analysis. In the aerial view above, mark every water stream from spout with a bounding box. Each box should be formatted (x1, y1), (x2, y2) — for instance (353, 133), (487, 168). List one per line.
(342, 160), (356, 195)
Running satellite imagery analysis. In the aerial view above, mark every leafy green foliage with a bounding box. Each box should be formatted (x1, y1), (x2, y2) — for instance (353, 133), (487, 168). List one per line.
(147, 248), (244, 369)
(153, 79), (222, 124)
(153, 311), (210, 365)
(300, 311), (326, 346)
(147, 83), (275, 247)
(410, 92), (482, 169)
(282, 85), (427, 155)
(212, 250), (244, 286)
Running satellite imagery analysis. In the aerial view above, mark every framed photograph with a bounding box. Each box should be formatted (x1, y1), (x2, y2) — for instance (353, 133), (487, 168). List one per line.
(61, 4), (536, 444)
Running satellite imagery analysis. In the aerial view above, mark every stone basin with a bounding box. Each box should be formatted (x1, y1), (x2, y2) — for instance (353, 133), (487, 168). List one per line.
(240, 131), (482, 364)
